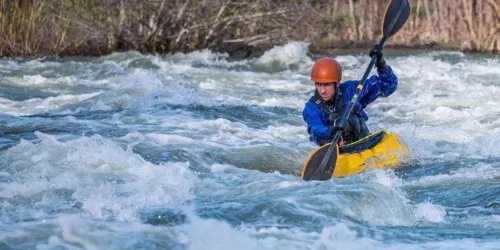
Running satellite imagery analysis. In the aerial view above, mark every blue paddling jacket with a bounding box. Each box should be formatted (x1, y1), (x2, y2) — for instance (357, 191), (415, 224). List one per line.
(302, 65), (398, 145)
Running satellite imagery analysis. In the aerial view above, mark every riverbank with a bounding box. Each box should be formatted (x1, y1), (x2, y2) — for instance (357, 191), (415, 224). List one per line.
(213, 40), (494, 60)
(1, 0), (498, 58)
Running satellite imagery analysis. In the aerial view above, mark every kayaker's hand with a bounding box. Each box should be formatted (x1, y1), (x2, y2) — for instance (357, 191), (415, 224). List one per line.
(331, 117), (347, 134)
(329, 119), (347, 146)
(369, 44), (386, 71)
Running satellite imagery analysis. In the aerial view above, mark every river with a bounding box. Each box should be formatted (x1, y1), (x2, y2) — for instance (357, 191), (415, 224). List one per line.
(1, 42), (499, 249)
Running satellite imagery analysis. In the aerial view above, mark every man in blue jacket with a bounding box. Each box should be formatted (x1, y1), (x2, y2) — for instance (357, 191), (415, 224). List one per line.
(302, 49), (398, 146)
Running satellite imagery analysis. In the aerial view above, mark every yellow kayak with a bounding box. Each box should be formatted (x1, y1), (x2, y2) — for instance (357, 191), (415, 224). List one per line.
(301, 131), (409, 180)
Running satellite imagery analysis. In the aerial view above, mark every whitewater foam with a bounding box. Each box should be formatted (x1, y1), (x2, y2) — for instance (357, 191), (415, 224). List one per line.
(0, 132), (196, 221)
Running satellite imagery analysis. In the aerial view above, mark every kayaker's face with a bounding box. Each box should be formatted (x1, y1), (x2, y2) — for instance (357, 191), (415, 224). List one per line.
(315, 82), (336, 101)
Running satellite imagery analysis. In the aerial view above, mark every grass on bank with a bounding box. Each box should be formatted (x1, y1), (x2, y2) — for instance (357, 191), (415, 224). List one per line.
(0, 0), (498, 57)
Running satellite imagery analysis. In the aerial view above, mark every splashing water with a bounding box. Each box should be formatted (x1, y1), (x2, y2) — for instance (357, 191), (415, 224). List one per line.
(1, 43), (500, 249)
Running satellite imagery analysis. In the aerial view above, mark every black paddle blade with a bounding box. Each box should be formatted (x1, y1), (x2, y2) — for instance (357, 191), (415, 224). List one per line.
(301, 143), (339, 181)
(382, 0), (411, 38)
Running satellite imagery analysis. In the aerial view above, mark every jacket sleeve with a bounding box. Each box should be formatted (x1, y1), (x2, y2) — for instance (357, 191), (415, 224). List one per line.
(358, 65), (398, 108)
(302, 101), (332, 145)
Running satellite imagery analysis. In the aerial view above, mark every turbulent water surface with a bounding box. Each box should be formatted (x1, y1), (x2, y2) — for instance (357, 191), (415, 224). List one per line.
(1, 43), (499, 249)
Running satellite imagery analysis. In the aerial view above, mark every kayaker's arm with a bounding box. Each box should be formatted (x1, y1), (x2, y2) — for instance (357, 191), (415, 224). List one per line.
(358, 65), (398, 108)
(302, 101), (333, 145)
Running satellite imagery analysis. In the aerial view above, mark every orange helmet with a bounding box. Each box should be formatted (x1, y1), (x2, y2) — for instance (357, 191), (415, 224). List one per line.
(310, 57), (342, 84)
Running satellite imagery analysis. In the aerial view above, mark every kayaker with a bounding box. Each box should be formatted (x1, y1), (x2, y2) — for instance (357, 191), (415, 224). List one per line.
(302, 46), (398, 146)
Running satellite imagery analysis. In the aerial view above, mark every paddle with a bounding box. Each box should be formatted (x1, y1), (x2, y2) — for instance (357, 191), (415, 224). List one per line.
(307, 0), (410, 181)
